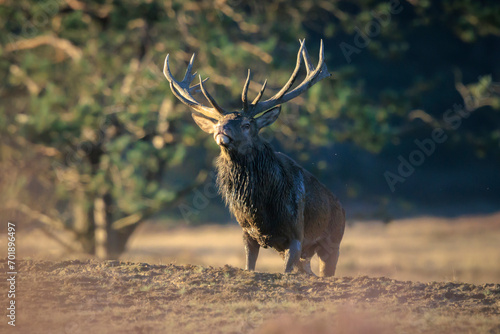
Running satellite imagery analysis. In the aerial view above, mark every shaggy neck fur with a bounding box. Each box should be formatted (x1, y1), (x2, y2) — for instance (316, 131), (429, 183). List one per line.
(216, 142), (277, 209)
(216, 140), (298, 248)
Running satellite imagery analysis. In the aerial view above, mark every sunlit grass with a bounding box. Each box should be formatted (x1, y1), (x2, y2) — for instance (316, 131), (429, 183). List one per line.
(123, 213), (500, 284)
(4, 212), (500, 284)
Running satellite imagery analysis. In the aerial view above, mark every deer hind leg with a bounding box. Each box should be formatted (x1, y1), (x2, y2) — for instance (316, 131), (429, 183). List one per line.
(317, 242), (340, 277)
(279, 249), (314, 275)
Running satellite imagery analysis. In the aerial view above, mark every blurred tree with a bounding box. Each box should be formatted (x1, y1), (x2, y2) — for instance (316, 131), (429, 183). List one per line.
(0, 0), (212, 258)
(0, 0), (499, 258)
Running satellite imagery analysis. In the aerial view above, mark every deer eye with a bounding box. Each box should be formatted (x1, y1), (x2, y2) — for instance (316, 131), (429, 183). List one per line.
(241, 124), (250, 130)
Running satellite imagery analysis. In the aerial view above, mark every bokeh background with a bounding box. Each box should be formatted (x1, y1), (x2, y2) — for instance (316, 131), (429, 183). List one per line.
(1, 0), (499, 281)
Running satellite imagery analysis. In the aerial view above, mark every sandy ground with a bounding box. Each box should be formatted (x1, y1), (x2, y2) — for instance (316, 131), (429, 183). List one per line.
(2, 259), (500, 334)
(1, 212), (500, 333)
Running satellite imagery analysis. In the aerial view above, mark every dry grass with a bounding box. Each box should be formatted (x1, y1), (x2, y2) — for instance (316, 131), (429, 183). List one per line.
(5, 212), (500, 284)
(1, 212), (498, 334)
(122, 212), (500, 284)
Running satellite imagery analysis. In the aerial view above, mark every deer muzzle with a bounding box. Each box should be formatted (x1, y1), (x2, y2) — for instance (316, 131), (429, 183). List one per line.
(216, 133), (230, 146)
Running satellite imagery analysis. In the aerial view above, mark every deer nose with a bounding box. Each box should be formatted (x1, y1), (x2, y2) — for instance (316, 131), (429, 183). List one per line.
(214, 125), (231, 146)
(215, 125), (231, 136)
(216, 134), (230, 146)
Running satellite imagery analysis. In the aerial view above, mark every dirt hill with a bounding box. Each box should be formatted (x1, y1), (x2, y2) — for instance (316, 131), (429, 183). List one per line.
(3, 259), (500, 334)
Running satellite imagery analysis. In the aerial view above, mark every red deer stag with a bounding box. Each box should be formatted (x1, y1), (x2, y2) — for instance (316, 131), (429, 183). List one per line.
(163, 40), (345, 276)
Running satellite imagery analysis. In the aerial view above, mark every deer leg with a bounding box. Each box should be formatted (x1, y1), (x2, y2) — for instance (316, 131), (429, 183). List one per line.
(243, 232), (260, 271)
(297, 257), (316, 276)
(284, 240), (302, 273)
(318, 243), (340, 277)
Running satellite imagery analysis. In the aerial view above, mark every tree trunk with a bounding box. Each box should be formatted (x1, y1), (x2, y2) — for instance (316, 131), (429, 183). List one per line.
(93, 193), (141, 260)
(93, 196), (108, 259)
(105, 223), (140, 260)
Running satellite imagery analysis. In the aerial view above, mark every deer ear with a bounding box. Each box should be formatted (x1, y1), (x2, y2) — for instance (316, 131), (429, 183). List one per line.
(192, 113), (217, 133)
(255, 106), (281, 129)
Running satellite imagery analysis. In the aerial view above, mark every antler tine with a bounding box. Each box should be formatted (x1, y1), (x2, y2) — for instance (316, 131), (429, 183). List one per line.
(270, 39), (305, 101)
(163, 54), (225, 120)
(183, 53), (197, 84)
(188, 76), (209, 94)
(198, 75), (226, 115)
(251, 79), (267, 106)
(301, 40), (315, 73)
(316, 39), (328, 76)
(247, 39), (331, 117)
(241, 71), (268, 117)
(242, 69), (251, 112)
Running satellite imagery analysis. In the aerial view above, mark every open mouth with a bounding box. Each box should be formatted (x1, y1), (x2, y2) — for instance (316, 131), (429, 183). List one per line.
(215, 133), (231, 146)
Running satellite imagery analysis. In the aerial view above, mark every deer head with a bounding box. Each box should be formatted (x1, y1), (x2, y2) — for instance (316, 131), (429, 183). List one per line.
(163, 40), (331, 153)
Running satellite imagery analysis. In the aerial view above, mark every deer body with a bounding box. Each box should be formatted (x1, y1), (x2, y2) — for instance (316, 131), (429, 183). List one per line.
(217, 142), (306, 252)
(217, 140), (345, 275)
(164, 40), (345, 276)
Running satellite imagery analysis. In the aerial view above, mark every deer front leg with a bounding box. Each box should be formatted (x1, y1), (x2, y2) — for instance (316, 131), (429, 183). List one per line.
(284, 240), (302, 273)
(243, 232), (260, 271)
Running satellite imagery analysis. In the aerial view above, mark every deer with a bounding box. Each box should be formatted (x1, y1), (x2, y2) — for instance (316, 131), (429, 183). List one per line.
(163, 40), (345, 276)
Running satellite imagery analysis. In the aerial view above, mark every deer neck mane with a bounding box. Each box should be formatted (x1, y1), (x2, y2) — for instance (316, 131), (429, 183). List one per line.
(215, 141), (283, 211)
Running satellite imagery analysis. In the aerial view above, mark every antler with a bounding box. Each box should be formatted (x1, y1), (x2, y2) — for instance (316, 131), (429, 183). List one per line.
(241, 39), (331, 118)
(163, 54), (226, 120)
